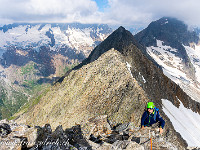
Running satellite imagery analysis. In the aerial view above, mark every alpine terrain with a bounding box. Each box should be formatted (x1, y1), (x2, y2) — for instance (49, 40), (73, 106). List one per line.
(0, 23), (112, 119)
(8, 24), (200, 149)
(0, 17), (200, 149)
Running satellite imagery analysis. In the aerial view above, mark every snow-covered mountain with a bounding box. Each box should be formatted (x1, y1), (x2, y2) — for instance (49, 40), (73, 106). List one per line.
(0, 23), (112, 79)
(135, 17), (200, 102)
(0, 23), (112, 58)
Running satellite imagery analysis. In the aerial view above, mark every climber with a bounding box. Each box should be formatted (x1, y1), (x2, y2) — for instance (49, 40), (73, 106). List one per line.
(141, 102), (165, 134)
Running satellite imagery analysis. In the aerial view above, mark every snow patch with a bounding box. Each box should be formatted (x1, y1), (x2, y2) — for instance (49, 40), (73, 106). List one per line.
(0, 24), (110, 56)
(162, 99), (200, 148)
(65, 27), (94, 49)
(147, 40), (200, 102)
(139, 72), (146, 83)
(126, 62), (133, 77)
(142, 75), (146, 83)
(164, 21), (168, 24)
(147, 40), (186, 82)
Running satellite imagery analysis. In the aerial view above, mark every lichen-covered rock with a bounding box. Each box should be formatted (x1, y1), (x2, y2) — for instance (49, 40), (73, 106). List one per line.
(110, 140), (144, 150)
(0, 137), (22, 150)
(1, 116), (183, 150)
(0, 123), (11, 137)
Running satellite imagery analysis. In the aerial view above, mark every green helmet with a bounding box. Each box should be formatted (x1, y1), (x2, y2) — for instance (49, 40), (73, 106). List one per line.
(147, 102), (155, 109)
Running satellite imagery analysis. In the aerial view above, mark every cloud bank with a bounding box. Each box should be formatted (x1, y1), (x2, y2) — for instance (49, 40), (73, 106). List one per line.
(0, 0), (200, 27)
(105, 0), (200, 27)
(0, 0), (102, 24)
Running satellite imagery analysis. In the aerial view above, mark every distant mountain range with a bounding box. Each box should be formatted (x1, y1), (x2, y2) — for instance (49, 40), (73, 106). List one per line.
(0, 23), (112, 58)
(0, 23), (112, 119)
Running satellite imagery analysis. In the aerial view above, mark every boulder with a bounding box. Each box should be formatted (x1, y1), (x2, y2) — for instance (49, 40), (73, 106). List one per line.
(0, 123), (12, 137)
(82, 115), (112, 140)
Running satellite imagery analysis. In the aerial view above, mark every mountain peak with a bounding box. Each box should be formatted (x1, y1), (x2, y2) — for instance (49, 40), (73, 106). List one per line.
(157, 17), (183, 24)
(76, 26), (146, 67)
(117, 26), (126, 32)
(135, 17), (199, 47)
(134, 16), (200, 102)
(70, 25), (159, 75)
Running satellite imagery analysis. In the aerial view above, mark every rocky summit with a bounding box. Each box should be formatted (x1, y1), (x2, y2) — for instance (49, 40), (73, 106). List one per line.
(9, 26), (200, 149)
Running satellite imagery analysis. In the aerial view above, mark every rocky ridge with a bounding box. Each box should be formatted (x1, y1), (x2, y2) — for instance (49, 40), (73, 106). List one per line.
(16, 49), (148, 129)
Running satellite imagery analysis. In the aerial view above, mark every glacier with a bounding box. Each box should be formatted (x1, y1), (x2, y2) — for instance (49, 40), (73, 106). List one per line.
(0, 23), (111, 58)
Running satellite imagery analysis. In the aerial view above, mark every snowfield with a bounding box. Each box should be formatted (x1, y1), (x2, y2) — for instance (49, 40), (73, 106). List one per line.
(147, 40), (200, 102)
(162, 99), (200, 148)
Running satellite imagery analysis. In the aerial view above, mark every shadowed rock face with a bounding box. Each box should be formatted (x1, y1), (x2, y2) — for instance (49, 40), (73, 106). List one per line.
(15, 26), (200, 148)
(75, 26), (155, 69)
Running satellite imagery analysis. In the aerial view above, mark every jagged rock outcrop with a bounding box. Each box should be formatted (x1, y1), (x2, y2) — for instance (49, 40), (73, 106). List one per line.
(1, 116), (179, 150)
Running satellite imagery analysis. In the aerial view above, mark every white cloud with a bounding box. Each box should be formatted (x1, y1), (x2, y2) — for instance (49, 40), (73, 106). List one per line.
(104, 0), (200, 27)
(103, 0), (153, 26)
(0, 0), (200, 27)
(0, 0), (102, 24)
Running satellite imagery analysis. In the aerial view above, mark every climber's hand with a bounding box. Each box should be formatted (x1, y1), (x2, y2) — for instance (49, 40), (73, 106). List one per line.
(159, 128), (163, 134)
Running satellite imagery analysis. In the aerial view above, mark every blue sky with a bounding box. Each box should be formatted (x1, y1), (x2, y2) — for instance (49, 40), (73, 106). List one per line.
(0, 0), (200, 27)
(93, 0), (109, 12)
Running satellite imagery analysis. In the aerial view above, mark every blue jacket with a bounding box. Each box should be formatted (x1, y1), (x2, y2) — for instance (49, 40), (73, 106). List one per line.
(141, 107), (165, 129)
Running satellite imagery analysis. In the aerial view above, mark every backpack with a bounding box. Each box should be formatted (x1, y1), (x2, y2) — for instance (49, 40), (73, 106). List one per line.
(153, 107), (159, 121)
